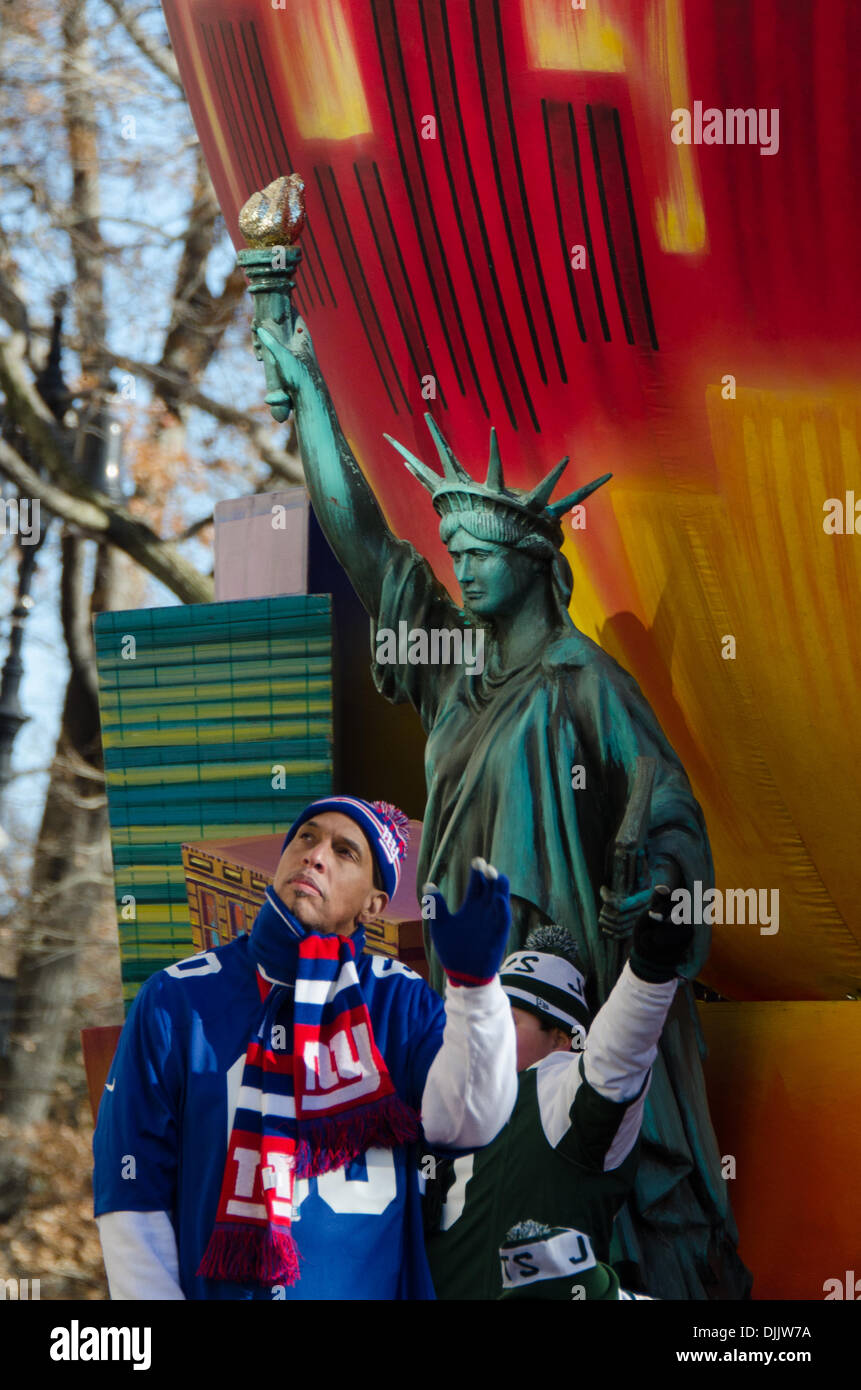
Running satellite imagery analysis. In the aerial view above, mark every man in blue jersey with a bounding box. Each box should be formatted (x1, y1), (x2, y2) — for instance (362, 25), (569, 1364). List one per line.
(93, 796), (516, 1300)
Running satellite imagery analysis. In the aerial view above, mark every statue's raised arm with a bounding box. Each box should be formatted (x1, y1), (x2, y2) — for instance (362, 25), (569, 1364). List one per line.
(255, 317), (397, 616)
(237, 174), (398, 617)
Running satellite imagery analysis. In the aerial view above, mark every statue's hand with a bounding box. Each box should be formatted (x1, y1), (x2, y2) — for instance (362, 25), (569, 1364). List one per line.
(256, 319), (318, 419)
(598, 882), (653, 940)
(424, 858), (511, 988)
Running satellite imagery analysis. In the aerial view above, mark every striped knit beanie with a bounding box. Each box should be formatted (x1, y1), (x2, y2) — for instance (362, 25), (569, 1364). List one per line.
(500, 925), (590, 1043)
(282, 796), (409, 899)
(499, 1222), (618, 1300)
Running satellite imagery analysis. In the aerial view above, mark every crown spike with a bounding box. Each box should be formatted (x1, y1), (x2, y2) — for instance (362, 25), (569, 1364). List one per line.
(424, 413), (473, 484)
(383, 433), (443, 496)
(521, 456), (570, 511)
(546, 472), (613, 518)
(486, 427), (505, 492)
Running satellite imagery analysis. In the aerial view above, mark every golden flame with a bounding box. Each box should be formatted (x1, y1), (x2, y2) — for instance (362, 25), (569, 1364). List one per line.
(239, 174), (306, 248)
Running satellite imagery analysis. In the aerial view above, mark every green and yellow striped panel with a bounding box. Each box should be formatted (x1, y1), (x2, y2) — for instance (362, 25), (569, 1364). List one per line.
(94, 597), (333, 1009)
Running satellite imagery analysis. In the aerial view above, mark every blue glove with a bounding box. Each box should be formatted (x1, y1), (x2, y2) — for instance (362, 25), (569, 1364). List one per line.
(425, 858), (511, 987)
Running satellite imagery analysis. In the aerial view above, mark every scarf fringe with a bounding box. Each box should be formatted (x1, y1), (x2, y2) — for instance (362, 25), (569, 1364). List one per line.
(197, 1224), (300, 1287)
(295, 1093), (421, 1177)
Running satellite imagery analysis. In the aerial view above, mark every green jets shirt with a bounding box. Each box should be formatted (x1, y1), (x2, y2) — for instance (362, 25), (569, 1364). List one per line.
(424, 962), (679, 1301)
(425, 1052), (645, 1300)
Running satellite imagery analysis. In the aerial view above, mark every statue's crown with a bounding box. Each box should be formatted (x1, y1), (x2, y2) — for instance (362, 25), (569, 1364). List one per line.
(384, 414), (611, 541)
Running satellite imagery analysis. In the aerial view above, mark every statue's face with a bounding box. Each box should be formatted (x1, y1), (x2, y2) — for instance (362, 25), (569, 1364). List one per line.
(446, 527), (537, 617)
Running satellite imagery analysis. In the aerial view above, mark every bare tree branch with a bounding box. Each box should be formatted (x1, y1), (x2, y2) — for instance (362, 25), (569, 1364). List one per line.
(59, 531), (100, 717)
(0, 434), (212, 605)
(75, 341), (303, 481)
(177, 511), (214, 541)
(0, 224), (30, 342)
(103, 0), (182, 88)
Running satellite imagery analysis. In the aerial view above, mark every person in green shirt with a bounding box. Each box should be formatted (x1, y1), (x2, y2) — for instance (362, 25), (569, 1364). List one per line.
(424, 889), (689, 1299)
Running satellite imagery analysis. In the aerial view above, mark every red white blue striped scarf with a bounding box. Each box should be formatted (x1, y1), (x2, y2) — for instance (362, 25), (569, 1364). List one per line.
(197, 888), (419, 1286)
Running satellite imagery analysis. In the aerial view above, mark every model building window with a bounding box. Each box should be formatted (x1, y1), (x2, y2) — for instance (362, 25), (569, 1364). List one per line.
(201, 891), (219, 949)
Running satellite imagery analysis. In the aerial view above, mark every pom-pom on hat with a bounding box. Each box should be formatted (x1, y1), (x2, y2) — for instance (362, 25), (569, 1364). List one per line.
(281, 797), (409, 899)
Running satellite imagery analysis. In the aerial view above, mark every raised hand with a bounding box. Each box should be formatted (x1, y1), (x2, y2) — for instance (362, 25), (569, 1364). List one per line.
(628, 884), (694, 983)
(425, 858), (511, 988)
(255, 318), (318, 422)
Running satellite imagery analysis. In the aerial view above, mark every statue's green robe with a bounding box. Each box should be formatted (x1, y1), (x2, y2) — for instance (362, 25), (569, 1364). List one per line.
(372, 540), (751, 1300)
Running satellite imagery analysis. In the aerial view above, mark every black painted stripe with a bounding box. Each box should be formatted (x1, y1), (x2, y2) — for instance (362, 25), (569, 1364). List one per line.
(586, 104), (634, 345)
(200, 25), (247, 199)
(370, 0), (474, 401)
(226, 23), (325, 316)
(237, 24), (276, 184)
(201, 20), (319, 310)
(370, 162), (448, 410)
(219, 20), (268, 191)
(356, 160), (447, 410)
(489, 0), (567, 383)
(467, 0), (546, 385)
(568, 104), (611, 342)
(238, 22), (320, 309)
(419, 0), (521, 425)
(367, 0), (467, 397)
(244, 21), (333, 309)
(542, 99), (586, 342)
(314, 164), (407, 413)
(612, 108), (659, 351)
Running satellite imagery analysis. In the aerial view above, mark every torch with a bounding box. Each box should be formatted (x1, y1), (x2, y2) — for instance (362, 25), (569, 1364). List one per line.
(237, 173), (306, 421)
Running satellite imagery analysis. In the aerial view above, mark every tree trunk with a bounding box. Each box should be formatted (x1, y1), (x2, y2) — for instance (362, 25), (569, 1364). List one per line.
(0, 536), (112, 1217)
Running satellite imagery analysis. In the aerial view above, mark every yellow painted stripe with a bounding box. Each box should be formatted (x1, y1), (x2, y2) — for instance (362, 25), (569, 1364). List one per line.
(96, 639), (330, 669)
(100, 698), (331, 725)
(111, 821), (312, 846)
(105, 759), (328, 787)
(113, 868), (187, 886)
(102, 723), (331, 750)
(98, 678), (331, 710)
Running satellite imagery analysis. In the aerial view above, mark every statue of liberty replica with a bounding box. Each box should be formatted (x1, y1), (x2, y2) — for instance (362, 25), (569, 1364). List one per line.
(238, 177), (750, 1300)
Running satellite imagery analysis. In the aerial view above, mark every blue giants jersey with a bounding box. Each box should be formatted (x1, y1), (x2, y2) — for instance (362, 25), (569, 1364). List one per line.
(93, 934), (446, 1300)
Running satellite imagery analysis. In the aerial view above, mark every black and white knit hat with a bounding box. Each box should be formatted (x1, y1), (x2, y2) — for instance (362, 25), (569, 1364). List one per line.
(500, 925), (590, 1043)
(498, 1221), (652, 1300)
(499, 1222), (608, 1299)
